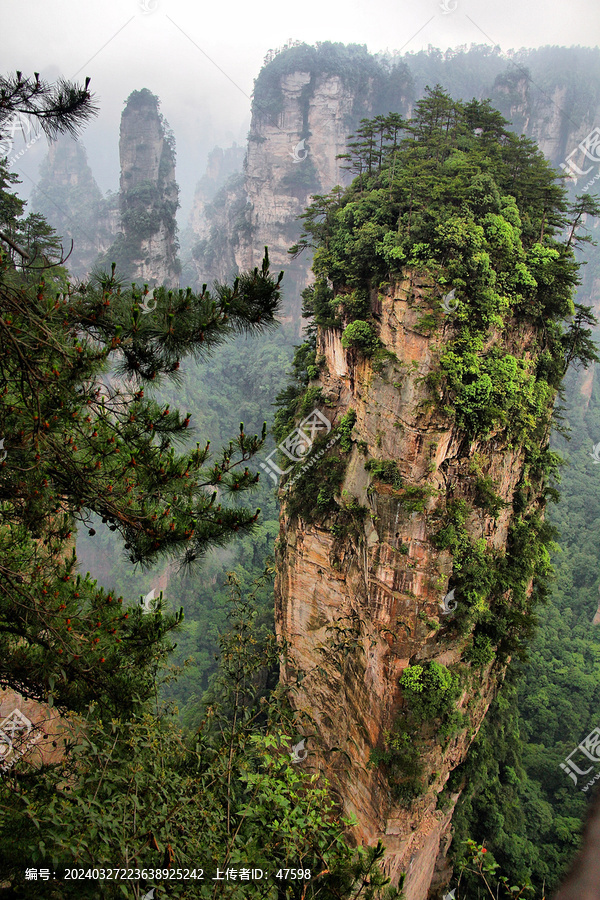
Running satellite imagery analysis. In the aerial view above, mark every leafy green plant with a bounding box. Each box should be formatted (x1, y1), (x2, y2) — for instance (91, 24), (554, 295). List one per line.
(368, 727), (425, 805)
(399, 661), (462, 725)
(398, 484), (437, 512)
(454, 839), (539, 898)
(365, 459), (403, 489)
(341, 320), (380, 356)
(337, 408), (357, 452)
(464, 633), (495, 668)
(474, 474), (508, 517)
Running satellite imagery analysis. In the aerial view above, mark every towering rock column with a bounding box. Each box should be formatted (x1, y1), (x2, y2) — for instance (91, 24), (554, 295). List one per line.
(115, 88), (180, 288)
(274, 272), (548, 900)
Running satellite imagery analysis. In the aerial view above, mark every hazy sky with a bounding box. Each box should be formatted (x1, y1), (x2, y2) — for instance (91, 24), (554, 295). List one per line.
(4, 0), (600, 220)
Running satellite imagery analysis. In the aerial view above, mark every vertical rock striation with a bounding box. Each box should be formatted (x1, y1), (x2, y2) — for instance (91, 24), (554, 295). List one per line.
(188, 144), (246, 238)
(186, 70), (362, 324)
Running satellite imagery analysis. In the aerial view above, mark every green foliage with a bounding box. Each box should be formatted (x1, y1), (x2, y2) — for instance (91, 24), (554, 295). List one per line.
(0, 69), (98, 146)
(337, 409), (357, 453)
(464, 633), (495, 668)
(470, 460), (508, 517)
(5, 52), (600, 897)
(330, 492), (369, 540)
(364, 459), (403, 489)
(120, 179), (177, 240)
(4, 82), (410, 897)
(399, 661), (462, 725)
(290, 88), (598, 461)
(450, 358), (600, 896)
(280, 410), (355, 523)
(341, 319), (380, 356)
(439, 349), (557, 443)
(431, 495), (556, 661)
(398, 484), (436, 512)
(454, 839), (539, 899)
(74, 315), (298, 726)
(369, 726), (425, 804)
(298, 385), (326, 418)
(315, 457), (347, 514)
(285, 453), (346, 523)
(369, 661), (465, 806)
(337, 288), (372, 320)
(280, 79), (600, 894)
(0, 179), (285, 713)
(0, 570), (404, 898)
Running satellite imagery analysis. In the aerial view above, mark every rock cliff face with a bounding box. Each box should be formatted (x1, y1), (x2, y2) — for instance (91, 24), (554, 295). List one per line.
(490, 70), (597, 175)
(114, 88), (180, 288)
(30, 135), (119, 280)
(189, 47), (600, 331)
(274, 272), (547, 899)
(187, 64), (407, 326)
(188, 144), (245, 237)
(0, 687), (64, 774)
(237, 72), (353, 325)
(184, 47), (600, 895)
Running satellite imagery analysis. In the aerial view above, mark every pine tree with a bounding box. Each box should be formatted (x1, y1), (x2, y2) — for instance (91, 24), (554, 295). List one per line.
(0, 78), (284, 717)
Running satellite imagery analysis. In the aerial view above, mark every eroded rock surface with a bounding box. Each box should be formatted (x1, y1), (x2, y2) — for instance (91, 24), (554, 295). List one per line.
(275, 273), (542, 898)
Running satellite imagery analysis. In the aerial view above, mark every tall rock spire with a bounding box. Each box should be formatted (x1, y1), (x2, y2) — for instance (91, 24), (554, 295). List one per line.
(110, 88), (180, 288)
